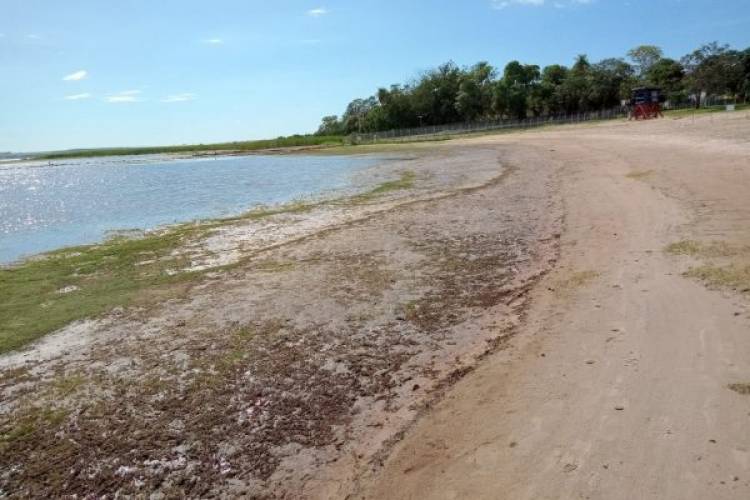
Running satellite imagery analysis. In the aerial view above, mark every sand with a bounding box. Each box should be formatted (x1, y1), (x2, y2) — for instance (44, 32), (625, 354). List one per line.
(2, 111), (749, 499)
(360, 110), (750, 500)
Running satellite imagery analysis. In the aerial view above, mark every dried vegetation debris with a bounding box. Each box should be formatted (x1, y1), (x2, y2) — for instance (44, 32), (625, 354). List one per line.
(666, 239), (750, 293)
(0, 152), (562, 498)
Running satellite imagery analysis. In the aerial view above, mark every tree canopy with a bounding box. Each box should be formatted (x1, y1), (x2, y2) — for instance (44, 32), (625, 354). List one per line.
(317, 42), (750, 136)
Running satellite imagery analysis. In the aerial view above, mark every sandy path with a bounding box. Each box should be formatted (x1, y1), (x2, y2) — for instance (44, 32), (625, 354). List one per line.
(360, 112), (750, 499)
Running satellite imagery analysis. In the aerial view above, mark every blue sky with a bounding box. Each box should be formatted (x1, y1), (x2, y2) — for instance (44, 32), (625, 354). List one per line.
(1, 0), (748, 152)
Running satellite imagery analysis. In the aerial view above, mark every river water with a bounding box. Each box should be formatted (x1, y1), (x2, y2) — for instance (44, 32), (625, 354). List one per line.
(0, 154), (382, 264)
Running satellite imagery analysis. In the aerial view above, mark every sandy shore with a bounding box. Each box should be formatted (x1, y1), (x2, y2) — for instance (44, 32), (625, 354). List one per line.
(361, 111), (750, 499)
(2, 111), (750, 499)
(1, 141), (561, 497)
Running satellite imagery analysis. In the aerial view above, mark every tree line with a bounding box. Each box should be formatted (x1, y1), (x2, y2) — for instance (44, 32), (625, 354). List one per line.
(317, 43), (750, 136)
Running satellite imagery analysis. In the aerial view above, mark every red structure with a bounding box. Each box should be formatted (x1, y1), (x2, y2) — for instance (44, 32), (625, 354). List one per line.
(630, 87), (664, 120)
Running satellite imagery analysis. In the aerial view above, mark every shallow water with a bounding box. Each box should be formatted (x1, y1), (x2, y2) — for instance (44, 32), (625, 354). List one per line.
(0, 154), (382, 264)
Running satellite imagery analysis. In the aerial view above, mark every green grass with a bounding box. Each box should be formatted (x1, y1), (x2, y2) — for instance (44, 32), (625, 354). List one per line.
(37, 135), (345, 160)
(665, 240), (749, 258)
(350, 171), (416, 203)
(665, 240), (750, 293)
(0, 173), (417, 355)
(50, 374), (86, 397)
(0, 406), (68, 450)
(0, 227), (199, 353)
(684, 264), (750, 290)
(0, 199), (322, 354)
(367, 171), (417, 195)
(664, 104), (749, 118)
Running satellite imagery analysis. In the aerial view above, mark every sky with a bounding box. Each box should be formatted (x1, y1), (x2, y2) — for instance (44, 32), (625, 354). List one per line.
(1, 0), (748, 152)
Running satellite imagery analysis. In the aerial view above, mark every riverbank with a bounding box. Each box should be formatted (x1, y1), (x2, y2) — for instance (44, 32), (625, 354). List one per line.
(33, 135), (345, 160)
(0, 134), (562, 496)
(360, 110), (750, 500)
(2, 111), (749, 498)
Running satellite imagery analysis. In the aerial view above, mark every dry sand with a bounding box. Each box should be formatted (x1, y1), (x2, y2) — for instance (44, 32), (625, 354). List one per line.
(1, 111), (749, 499)
(360, 110), (750, 500)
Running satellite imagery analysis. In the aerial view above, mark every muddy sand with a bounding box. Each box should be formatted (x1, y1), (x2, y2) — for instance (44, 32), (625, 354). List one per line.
(2, 110), (750, 499)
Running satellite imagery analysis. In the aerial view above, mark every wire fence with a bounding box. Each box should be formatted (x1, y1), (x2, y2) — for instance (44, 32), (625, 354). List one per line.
(346, 99), (738, 145)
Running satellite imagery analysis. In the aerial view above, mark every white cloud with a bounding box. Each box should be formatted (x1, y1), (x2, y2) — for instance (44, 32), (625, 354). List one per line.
(26, 34), (41, 40)
(308, 7), (328, 17)
(492, 0), (592, 8)
(105, 90), (142, 103)
(65, 93), (92, 100)
(161, 93), (196, 103)
(63, 70), (88, 81)
(202, 38), (224, 45)
(492, 0), (544, 8)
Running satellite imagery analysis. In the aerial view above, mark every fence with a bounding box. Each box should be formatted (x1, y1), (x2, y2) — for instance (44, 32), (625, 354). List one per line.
(346, 99), (737, 145)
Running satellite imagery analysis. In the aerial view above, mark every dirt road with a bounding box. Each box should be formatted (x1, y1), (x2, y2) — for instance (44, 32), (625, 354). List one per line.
(360, 111), (750, 499)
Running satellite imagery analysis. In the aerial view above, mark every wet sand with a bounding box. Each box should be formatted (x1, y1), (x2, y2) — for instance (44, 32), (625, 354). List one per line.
(1, 142), (561, 497)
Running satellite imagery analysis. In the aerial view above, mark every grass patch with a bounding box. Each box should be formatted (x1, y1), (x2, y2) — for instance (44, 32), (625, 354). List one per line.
(666, 240), (710, 257)
(625, 170), (654, 180)
(664, 104), (749, 119)
(37, 135), (345, 160)
(351, 171), (416, 203)
(684, 264), (750, 290)
(0, 228), (198, 354)
(728, 383), (750, 395)
(0, 406), (68, 449)
(554, 270), (599, 296)
(0, 201), (316, 354)
(368, 171), (417, 195)
(50, 374), (86, 397)
(0, 172), (418, 354)
(316, 142), (430, 156)
(667, 240), (750, 293)
(665, 240), (750, 258)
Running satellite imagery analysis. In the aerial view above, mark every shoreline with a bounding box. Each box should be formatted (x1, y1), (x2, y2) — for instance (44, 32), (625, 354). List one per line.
(0, 139), (563, 498)
(3, 112), (748, 498)
(0, 151), (404, 268)
(0, 145), (505, 356)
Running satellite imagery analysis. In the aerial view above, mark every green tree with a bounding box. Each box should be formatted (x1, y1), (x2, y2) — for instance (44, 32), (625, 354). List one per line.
(542, 64), (568, 86)
(627, 45), (664, 77)
(456, 62), (496, 121)
(645, 58), (686, 102)
(493, 61), (540, 120)
(342, 97), (378, 133)
(571, 54), (591, 77)
(741, 48), (750, 101)
(316, 115), (344, 135)
(318, 42), (747, 133)
(376, 85), (417, 130)
(682, 42), (744, 104)
(412, 62), (464, 125)
(535, 65), (569, 116)
(557, 55), (592, 113)
(588, 58), (635, 109)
